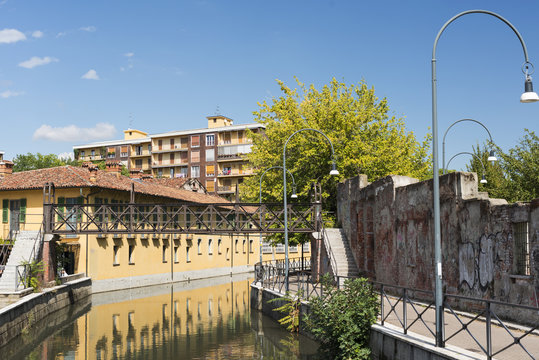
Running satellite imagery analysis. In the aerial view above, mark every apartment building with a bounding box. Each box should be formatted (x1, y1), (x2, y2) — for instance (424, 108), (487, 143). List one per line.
(73, 115), (264, 199)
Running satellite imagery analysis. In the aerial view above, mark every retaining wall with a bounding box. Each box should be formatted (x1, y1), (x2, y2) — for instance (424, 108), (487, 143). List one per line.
(0, 277), (91, 347)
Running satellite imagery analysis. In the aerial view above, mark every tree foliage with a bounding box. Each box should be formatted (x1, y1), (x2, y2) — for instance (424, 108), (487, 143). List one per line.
(305, 276), (378, 360)
(467, 129), (538, 202)
(242, 78), (431, 217)
(13, 153), (79, 172)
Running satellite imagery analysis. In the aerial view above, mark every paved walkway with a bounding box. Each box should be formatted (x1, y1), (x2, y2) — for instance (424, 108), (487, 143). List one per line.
(262, 275), (539, 360)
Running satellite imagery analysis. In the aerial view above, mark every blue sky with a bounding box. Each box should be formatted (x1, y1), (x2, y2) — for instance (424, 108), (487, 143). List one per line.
(0, 0), (537, 171)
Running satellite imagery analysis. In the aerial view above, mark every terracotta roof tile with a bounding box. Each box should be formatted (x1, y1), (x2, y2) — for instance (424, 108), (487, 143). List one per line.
(0, 166), (229, 204)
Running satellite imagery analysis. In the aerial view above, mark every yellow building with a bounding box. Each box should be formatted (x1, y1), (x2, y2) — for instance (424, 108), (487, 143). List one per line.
(0, 162), (308, 293)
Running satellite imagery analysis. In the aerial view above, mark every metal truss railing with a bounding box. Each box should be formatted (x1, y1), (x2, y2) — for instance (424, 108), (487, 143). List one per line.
(43, 202), (320, 235)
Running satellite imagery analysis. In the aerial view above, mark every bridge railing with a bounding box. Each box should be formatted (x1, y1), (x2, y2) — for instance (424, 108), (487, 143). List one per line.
(43, 202), (320, 235)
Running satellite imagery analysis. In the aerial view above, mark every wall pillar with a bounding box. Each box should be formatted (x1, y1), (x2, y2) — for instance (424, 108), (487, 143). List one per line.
(42, 235), (58, 283)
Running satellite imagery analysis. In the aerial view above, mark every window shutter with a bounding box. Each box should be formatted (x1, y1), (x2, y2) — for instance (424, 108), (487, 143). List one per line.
(2, 199), (8, 223)
(19, 199), (26, 223)
(57, 197), (65, 222)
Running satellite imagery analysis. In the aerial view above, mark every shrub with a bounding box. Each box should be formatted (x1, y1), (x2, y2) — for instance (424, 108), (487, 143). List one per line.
(306, 276), (378, 359)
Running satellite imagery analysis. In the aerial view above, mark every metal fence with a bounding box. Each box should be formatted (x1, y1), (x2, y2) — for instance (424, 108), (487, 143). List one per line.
(253, 265), (539, 359)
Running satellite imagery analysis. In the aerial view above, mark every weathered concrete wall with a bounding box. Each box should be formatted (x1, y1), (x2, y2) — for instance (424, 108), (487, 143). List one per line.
(337, 172), (539, 324)
(0, 277), (91, 347)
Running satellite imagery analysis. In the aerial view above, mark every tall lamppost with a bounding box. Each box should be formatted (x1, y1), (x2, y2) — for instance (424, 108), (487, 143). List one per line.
(446, 152), (489, 184)
(431, 10), (538, 347)
(283, 128), (339, 291)
(258, 165), (297, 265)
(442, 119), (498, 174)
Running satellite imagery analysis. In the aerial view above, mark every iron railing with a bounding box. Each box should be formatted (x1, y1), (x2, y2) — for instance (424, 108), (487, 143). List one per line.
(254, 266), (539, 359)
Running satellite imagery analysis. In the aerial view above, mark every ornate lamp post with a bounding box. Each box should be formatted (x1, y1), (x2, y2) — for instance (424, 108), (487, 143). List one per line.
(258, 166), (297, 265)
(446, 152), (489, 184)
(431, 9), (538, 347)
(442, 119), (498, 175)
(283, 128), (338, 291)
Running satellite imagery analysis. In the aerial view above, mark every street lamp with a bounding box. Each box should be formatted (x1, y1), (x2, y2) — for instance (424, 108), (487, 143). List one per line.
(431, 9), (537, 347)
(446, 152), (488, 184)
(442, 119), (497, 174)
(258, 166), (297, 265)
(283, 128), (338, 291)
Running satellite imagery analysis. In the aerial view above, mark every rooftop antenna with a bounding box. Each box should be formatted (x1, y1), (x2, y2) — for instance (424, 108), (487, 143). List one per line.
(215, 105), (221, 116)
(128, 113), (134, 129)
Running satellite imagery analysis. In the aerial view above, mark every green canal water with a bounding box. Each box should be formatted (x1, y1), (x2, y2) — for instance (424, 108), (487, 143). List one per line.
(4, 273), (319, 359)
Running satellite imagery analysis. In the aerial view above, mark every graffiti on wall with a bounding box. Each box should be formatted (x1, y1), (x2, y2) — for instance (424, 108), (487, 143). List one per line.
(459, 233), (499, 291)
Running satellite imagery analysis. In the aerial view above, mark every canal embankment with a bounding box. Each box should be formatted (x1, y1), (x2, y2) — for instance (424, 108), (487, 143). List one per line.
(0, 276), (91, 348)
(250, 283), (485, 360)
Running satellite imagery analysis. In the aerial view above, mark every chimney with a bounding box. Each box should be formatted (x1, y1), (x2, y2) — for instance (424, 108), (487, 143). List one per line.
(0, 160), (14, 179)
(81, 161), (93, 168)
(141, 174), (153, 180)
(88, 164), (98, 183)
(105, 160), (122, 178)
(130, 169), (143, 179)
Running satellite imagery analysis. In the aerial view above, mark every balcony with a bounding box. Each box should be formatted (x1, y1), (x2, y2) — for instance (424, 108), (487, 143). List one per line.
(130, 151), (151, 158)
(79, 155), (104, 161)
(217, 186), (235, 193)
(217, 169), (254, 177)
(152, 160), (189, 168)
(217, 144), (252, 162)
(151, 145), (188, 154)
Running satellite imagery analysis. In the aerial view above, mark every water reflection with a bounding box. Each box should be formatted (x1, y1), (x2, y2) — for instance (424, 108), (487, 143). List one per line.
(5, 274), (318, 359)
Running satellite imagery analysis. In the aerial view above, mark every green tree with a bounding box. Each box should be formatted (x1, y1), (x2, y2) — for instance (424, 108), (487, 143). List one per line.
(13, 153), (79, 172)
(467, 129), (538, 202)
(242, 78), (431, 215)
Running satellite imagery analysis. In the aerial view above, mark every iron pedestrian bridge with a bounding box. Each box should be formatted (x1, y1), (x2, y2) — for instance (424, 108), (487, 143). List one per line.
(42, 202), (322, 235)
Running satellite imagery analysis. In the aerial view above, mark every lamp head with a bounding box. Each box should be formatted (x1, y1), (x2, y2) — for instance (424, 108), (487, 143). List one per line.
(480, 175), (487, 184)
(487, 150), (497, 162)
(521, 75), (539, 103)
(329, 162), (339, 176)
(291, 187), (298, 199)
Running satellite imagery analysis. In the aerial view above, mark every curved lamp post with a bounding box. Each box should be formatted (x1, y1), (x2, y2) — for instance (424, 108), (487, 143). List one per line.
(442, 119), (498, 174)
(431, 9), (538, 347)
(258, 165), (297, 265)
(446, 152), (488, 184)
(283, 128), (339, 291)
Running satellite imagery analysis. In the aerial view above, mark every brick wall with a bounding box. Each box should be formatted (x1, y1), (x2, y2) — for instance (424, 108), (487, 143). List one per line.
(337, 172), (538, 324)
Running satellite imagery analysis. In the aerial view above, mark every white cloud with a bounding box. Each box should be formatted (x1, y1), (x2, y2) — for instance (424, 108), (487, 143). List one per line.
(56, 31), (67, 38)
(81, 69), (99, 80)
(0, 29), (26, 44)
(125, 52), (134, 57)
(0, 90), (24, 98)
(18, 56), (59, 69)
(33, 123), (117, 142)
(57, 152), (74, 160)
(80, 26), (96, 32)
(32, 30), (44, 38)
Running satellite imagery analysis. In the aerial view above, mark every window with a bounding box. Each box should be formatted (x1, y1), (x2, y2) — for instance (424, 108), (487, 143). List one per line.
(162, 245), (168, 263)
(170, 168), (175, 178)
(205, 149), (215, 162)
(80, 150), (85, 158)
(135, 159), (143, 168)
(129, 245), (135, 264)
(222, 166), (232, 176)
(186, 247), (191, 262)
(235, 239), (238, 253)
(170, 153), (175, 163)
(226, 247), (230, 260)
(206, 180), (215, 192)
(249, 239), (254, 253)
(208, 239), (213, 255)
(206, 165), (215, 177)
(191, 166), (200, 178)
(174, 246), (179, 263)
(191, 150), (200, 163)
(158, 139), (163, 150)
(179, 167), (188, 178)
(91, 149), (95, 157)
(197, 239), (202, 254)
(158, 169), (163, 177)
(170, 138), (175, 149)
(514, 222), (530, 275)
(135, 146), (143, 156)
(243, 239), (246, 253)
(223, 133), (231, 144)
(113, 245), (120, 265)
(120, 146), (128, 157)
(206, 134), (215, 146)
(191, 135), (200, 147)
(158, 154), (163, 164)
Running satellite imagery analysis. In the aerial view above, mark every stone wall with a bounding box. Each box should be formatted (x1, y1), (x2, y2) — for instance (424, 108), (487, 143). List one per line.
(337, 172), (538, 324)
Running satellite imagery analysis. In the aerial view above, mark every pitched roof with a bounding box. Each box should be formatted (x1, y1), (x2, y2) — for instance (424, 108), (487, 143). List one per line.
(0, 166), (228, 204)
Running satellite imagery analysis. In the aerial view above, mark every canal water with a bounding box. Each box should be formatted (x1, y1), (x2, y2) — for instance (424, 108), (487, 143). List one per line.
(3, 273), (319, 359)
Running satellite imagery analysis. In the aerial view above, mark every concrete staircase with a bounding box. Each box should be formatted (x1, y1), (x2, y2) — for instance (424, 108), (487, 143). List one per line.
(0, 230), (41, 292)
(323, 228), (360, 279)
